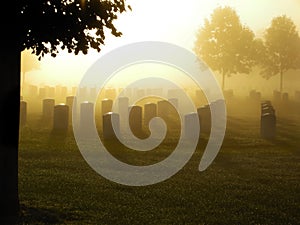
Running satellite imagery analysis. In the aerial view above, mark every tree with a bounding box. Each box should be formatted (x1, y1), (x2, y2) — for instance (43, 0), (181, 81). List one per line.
(21, 50), (41, 95)
(0, 0), (130, 222)
(260, 15), (300, 93)
(194, 6), (258, 90)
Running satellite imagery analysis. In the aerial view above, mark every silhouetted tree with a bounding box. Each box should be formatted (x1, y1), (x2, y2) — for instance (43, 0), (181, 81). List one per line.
(194, 6), (258, 90)
(0, 0), (130, 222)
(260, 15), (300, 93)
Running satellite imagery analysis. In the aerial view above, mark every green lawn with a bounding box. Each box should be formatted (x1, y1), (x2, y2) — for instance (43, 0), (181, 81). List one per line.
(18, 100), (300, 225)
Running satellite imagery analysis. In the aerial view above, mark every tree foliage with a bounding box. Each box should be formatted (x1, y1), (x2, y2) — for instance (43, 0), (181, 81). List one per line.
(194, 6), (258, 90)
(260, 15), (300, 92)
(18, 0), (131, 59)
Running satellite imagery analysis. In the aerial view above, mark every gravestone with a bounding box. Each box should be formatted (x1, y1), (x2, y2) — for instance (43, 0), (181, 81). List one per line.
(195, 89), (207, 106)
(260, 100), (276, 139)
(80, 101), (94, 136)
(48, 87), (55, 98)
(184, 112), (199, 139)
(167, 89), (181, 99)
(144, 103), (157, 126)
(260, 113), (276, 139)
(129, 105), (143, 137)
(157, 100), (178, 129)
(118, 97), (129, 129)
(157, 100), (170, 120)
(105, 88), (116, 99)
(282, 92), (289, 101)
(61, 86), (68, 99)
(273, 90), (281, 102)
(71, 86), (77, 96)
(29, 85), (38, 97)
(151, 88), (163, 96)
(53, 104), (69, 133)
(101, 99), (113, 116)
(249, 90), (261, 101)
(124, 88), (133, 98)
(103, 112), (120, 140)
(168, 98), (178, 109)
(261, 105), (275, 115)
(39, 87), (46, 99)
(42, 98), (55, 122)
(136, 89), (145, 99)
(20, 100), (27, 127)
(79, 87), (88, 98)
(66, 96), (76, 123)
(197, 105), (211, 134)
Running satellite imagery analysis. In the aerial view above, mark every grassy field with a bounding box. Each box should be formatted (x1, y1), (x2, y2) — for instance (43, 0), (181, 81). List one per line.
(18, 99), (300, 225)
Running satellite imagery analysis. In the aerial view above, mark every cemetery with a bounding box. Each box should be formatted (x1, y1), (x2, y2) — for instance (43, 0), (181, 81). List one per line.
(9, 2), (300, 224)
(17, 86), (300, 224)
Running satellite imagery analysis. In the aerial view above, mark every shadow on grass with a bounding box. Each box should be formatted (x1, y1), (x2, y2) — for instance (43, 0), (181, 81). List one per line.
(17, 204), (78, 225)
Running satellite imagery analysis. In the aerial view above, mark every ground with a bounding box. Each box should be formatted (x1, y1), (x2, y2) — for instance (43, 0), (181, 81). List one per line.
(17, 98), (300, 225)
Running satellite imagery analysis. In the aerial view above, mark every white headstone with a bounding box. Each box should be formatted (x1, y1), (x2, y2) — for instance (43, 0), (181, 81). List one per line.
(80, 101), (94, 136)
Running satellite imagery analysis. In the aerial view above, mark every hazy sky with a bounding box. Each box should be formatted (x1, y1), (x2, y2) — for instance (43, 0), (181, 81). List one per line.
(22, 0), (300, 87)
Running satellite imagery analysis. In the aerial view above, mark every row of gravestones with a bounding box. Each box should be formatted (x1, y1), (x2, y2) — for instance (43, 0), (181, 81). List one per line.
(20, 96), (278, 140)
(19, 95), (214, 138)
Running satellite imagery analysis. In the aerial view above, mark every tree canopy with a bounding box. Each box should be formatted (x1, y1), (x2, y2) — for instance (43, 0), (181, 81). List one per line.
(18, 0), (131, 59)
(260, 15), (300, 92)
(194, 6), (258, 90)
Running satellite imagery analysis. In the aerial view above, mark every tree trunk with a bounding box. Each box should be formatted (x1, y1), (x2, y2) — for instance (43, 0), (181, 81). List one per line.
(280, 70), (283, 93)
(21, 72), (25, 97)
(0, 41), (21, 223)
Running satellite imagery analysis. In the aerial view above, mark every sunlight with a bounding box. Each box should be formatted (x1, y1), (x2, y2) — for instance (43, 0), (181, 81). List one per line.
(21, 0), (300, 88)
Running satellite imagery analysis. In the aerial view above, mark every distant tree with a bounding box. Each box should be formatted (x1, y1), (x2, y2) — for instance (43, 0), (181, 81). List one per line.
(194, 6), (258, 90)
(21, 50), (41, 94)
(260, 15), (300, 93)
(0, 0), (130, 222)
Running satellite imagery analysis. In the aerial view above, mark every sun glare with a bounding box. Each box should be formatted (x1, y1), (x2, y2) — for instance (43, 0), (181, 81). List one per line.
(21, 0), (300, 90)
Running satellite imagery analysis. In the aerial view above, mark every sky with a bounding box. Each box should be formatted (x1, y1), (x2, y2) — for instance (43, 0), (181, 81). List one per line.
(21, 0), (300, 89)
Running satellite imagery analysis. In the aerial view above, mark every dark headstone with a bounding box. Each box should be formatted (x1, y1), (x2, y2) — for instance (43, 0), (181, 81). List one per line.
(42, 98), (55, 121)
(20, 100), (27, 127)
(53, 104), (69, 133)
(103, 112), (120, 140)
(260, 100), (276, 139)
(144, 103), (157, 126)
(101, 99), (113, 116)
(260, 113), (276, 139)
(129, 105), (143, 137)
(197, 105), (211, 134)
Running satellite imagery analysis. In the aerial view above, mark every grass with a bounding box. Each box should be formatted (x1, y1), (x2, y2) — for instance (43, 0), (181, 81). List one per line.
(17, 99), (300, 225)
